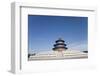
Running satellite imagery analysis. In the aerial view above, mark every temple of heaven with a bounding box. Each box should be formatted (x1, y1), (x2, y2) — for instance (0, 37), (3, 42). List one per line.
(52, 38), (68, 51)
(28, 38), (88, 60)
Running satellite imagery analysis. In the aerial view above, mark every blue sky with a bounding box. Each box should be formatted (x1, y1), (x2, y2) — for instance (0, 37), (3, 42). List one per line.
(28, 15), (88, 53)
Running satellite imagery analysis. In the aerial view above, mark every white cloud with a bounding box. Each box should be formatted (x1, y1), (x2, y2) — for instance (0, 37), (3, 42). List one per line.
(68, 41), (87, 51)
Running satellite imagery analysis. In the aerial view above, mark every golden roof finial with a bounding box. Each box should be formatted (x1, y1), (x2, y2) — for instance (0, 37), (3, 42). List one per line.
(58, 37), (62, 40)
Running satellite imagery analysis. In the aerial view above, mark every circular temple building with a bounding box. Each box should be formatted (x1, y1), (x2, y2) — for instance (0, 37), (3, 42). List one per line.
(52, 38), (68, 52)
